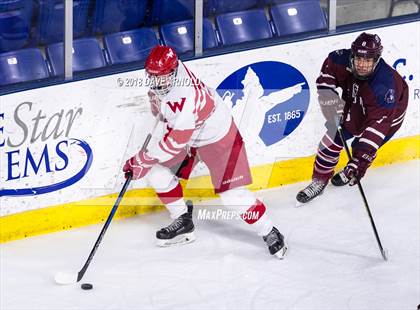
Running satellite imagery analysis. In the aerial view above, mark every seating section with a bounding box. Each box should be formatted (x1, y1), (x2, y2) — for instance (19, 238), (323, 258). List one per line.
(104, 28), (159, 65)
(0, 0), (333, 87)
(91, 0), (148, 34)
(147, 0), (225, 26)
(34, 0), (91, 45)
(160, 19), (218, 54)
(0, 48), (49, 85)
(270, 0), (327, 36)
(211, 0), (259, 14)
(216, 9), (272, 46)
(148, 0), (195, 25)
(46, 38), (106, 76)
(0, 1), (33, 52)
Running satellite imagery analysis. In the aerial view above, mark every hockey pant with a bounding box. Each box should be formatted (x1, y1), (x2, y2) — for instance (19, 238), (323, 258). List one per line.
(312, 124), (394, 182)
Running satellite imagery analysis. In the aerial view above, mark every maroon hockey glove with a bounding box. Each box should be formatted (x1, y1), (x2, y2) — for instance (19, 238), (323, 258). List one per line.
(318, 89), (345, 125)
(123, 151), (158, 180)
(343, 162), (359, 186)
(344, 151), (374, 186)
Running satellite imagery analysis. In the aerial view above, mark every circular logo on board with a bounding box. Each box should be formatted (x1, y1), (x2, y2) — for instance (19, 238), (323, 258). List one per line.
(216, 61), (310, 146)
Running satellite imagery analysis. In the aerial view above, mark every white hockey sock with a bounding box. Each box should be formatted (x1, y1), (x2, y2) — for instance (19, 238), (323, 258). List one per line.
(166, 198), (187, 219)
(250, 213), (274, 237)
(219, 187), (274, 236)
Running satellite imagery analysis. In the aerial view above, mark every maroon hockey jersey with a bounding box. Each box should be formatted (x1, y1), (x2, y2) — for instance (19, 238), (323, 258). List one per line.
(316, 49), (409, 157)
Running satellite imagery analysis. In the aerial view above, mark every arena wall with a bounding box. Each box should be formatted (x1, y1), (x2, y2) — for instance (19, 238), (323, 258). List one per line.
(1, 21), (419, 242)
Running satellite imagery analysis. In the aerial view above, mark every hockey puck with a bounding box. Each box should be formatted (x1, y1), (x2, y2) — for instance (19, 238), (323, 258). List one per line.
(81, 283), (93, 290)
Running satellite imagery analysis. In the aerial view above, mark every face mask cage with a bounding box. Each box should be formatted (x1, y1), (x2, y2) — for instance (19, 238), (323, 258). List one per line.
(147, 68), (177, 97)
(350, 53), (380, 80)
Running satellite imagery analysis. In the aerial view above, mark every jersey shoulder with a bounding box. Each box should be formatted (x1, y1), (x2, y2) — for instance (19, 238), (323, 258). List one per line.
(368, 59), (399, 108)
(328, 49), (351, 67)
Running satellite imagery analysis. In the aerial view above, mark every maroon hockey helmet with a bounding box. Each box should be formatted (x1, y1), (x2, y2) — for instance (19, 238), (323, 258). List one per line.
(351, 32), (383, 60)
(145, 45), (179, 97)
(350, 32), (383, 79)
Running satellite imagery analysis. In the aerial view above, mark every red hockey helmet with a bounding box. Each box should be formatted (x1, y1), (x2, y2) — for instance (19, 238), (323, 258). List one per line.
(145, 46), (179, 96)
(350, 32), (383, 79)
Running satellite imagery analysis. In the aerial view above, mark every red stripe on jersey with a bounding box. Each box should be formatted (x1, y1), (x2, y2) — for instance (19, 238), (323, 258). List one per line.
(159, 141), (179, 156)
(161, 138), (182, 154)
(182, 63), (200, 107)
(183, 63), (215, 125)
(196, 89), (215, 124)
(164, 127), (194, 145)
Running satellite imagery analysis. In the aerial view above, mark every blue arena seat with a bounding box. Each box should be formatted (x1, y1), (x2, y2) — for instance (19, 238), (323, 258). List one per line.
(34, 0), (91, 45)
(0, 48), (49, 85)
(216, 9), (272, 46)
(148, 0), (194, 25)
(211, 0), (259, 14)
(104, 28), (159, 65)
(270, 0), (327, 36)
(159, 19), (218, 54)
(0, 1), (33, 52)
(91, 0), (148, 34)
(148, 0), (216, 25)
(46, 38), (106, 76)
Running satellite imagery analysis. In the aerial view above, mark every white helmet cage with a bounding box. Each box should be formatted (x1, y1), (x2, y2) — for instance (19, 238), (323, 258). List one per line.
(147, 68), (178, 97)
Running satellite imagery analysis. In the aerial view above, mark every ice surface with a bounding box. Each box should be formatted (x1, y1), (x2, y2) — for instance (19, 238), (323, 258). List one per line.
(1, 161), (419, 310)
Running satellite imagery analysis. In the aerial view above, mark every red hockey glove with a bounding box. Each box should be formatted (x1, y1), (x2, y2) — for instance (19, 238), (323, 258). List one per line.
(123, 151), (158, 180)
(318, 89), (345, 125)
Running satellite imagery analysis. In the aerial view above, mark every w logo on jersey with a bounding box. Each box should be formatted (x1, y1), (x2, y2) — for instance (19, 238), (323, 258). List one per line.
(167, 97), (186, 113)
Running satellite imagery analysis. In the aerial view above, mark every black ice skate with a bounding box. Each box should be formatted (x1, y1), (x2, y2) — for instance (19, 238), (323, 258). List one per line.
(156, 200), (196, 247)
(263, 227), (287, 259)
(296, 179), (327, 206)
(331, 170), (350, 186)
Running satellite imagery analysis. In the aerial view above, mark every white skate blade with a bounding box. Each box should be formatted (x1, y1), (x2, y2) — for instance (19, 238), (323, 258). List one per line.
(274, 244), (288, 259)
(295, 191), (325, 207)
(54, 272), (78, 285)
(295, 200), (305, 208)
(156, 232), (196, 247)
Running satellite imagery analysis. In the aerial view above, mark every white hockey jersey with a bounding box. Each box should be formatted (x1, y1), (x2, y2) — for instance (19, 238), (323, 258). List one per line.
(148, 61), (232, 163)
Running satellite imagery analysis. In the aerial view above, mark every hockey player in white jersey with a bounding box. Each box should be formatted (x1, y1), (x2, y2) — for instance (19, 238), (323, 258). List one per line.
(123, 46), (287, 259)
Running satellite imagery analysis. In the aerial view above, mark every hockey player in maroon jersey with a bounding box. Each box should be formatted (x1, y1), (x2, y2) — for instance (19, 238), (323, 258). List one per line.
(123, 46), (287, 258)
(296, 32), (409, 204)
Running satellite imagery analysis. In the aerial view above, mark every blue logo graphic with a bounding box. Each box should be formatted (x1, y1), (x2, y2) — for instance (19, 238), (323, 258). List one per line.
(393, 58), (414, 81)
(216, 61), (310, 146)
(0, 139), (93, 197)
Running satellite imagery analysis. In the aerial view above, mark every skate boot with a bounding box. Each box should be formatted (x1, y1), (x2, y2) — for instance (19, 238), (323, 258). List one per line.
(263, 227), (287, 259)
(331, 170), (350, 186)
(156, 200), (196, 247)
(296, 179), (327, 206)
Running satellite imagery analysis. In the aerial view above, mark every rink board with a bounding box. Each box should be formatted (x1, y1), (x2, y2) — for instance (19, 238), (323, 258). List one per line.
(1, 21), (419, 242)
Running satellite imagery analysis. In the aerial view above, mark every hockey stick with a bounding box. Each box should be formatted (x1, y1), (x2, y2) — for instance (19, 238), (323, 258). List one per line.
(55, 120), (159, 284)
(337, 125), (388, 261)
